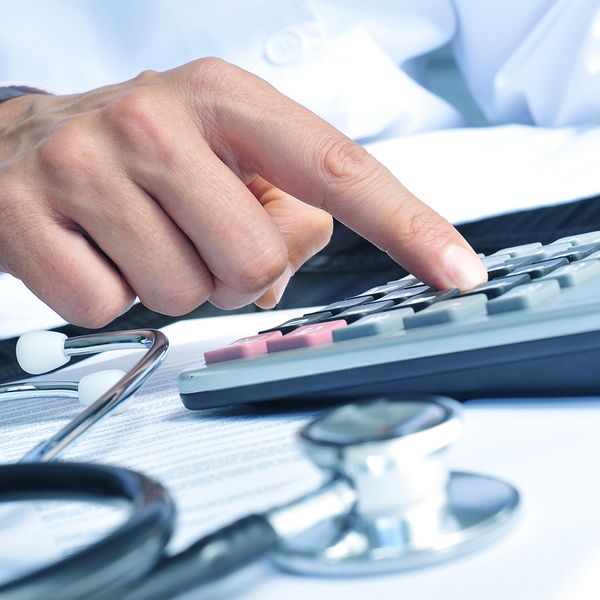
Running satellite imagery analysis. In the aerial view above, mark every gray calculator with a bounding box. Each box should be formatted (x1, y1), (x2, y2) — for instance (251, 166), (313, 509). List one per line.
(178, 230), (600, 409)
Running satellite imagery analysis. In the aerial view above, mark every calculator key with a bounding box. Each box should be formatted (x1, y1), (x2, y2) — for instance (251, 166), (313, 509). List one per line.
(460, 274), (531, 299)
(350, 281), (414, 299)
(546, 243), (600, 262)
(486, 256), (536, 280)
(404, 295), (488, 329)
(550, 231), (600, 246)
(481, 253), (513, 268)
(492, 243), (542, 257)
(259, 312), (333, 335)
(486, 263), (515, 279)
(330, 300), (395, 323)
(508, 256), (538, 269)
(528, 243), (573, 260)
(333, 309), (414, 341)
(305, 296), (373, 316)
(267, 321), (346, 352)
(204, 331), (283, 364)
(487, 280), (561, 314)
(376, 285), (430, 304)
(393, 288), (458, 311)
(509, 257), (568, 279)
(541, 260), (600, 288)
(386, 275), (419, 286)
(581, 250), (600, 262)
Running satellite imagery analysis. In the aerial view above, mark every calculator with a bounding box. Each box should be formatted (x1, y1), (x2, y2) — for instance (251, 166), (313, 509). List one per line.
(178, 230), (600, 409)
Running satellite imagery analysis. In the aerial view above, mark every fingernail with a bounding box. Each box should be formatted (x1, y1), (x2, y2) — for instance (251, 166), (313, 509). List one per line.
(272, 267), (293, 304)
(442, 245), (487, 290)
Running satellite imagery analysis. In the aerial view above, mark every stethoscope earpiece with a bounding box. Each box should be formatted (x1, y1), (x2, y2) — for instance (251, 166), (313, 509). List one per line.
(16, 330), (70, 374)
(78, 370), (128, 412)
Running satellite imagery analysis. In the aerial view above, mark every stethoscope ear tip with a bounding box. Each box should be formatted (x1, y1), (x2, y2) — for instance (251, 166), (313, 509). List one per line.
(78, 369), (128, 412)
(16, 330), (70, 374)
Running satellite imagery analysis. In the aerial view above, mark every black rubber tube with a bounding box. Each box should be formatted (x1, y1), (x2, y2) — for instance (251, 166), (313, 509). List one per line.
(0, 462), (175, 600)
(122, 514), (279, 600)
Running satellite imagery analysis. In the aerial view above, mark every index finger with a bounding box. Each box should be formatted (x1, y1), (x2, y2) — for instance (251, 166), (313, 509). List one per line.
(201, 62), (487, 291)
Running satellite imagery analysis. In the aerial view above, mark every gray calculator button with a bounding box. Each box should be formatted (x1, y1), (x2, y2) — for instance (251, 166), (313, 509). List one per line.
(492, 243), (542, 257)
(551, 231), (600, 246)
(352, 280), (415, 299)
(529, 243), (573, 260)
(487, 280), (561, 314)
(331, 300), (395, 323)
(509, 257), (568, 279)
(481, 253), (512, 268)
(377, 285), (430, 304)
(461, 273), (530, 299)
(386, 275), (419, 286)
(307, 296), (373, 316)
(333, 309), (414, 341)
(404, 295), (487, 329)
(547, 243), (600, 262)
(395, 287), (457, 311)
(581, 250), (600, 262)
(541, 260), (600, 288)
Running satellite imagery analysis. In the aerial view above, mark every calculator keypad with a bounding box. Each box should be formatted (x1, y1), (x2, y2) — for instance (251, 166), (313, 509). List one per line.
(205, 231), (600, 364)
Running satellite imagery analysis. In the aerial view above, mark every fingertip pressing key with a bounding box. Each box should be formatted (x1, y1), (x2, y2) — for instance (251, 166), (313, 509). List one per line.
(441, 244), (488, 291)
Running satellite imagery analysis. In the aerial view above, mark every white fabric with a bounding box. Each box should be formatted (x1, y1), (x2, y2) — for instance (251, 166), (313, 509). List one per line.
(1, 0), (600, 138)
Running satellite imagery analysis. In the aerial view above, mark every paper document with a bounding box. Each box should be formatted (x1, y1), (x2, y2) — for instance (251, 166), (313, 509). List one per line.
(0, 311), (323, 560)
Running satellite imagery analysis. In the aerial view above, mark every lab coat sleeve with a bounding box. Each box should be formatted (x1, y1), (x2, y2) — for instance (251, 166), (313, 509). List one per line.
(452, 0), (600, 127)
(0, 82), (50, 102)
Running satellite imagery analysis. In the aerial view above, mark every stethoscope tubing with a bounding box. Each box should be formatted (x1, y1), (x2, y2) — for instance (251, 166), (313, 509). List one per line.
(0, 462), (175, 600)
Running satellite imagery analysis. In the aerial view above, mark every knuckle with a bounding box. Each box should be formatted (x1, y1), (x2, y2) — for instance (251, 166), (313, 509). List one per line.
(103, 91), (165, 149)
(36, 123), (100, 185)
(186, 57), (237, 90)
(133, 68), (159, 84)
(402, 207), (449, 247)
(69, 284), (134, 329)
(141, 280), (213, 316)
(318, 138), (379, 190)
(236, 243), (288, 295)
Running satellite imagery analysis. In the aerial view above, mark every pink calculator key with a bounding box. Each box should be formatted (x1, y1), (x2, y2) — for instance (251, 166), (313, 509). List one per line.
(204, 331), (283, 364)
(267, 320), (347, 353)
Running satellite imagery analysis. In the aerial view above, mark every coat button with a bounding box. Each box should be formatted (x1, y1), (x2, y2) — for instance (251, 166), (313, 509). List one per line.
(264, 27), (304, 65)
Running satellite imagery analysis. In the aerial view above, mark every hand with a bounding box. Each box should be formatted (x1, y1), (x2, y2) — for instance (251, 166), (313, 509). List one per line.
(0, 58), (487, 328)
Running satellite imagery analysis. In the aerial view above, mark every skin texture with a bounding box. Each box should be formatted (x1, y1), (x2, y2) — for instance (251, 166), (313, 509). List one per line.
(0, 58), (487, 328)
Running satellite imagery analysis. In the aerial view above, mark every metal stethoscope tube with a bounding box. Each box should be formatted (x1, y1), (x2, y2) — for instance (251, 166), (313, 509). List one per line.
(18, 329), (169, 463)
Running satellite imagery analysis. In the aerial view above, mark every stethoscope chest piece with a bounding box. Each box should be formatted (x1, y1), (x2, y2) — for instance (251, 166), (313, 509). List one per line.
(273, 395), (520, 576)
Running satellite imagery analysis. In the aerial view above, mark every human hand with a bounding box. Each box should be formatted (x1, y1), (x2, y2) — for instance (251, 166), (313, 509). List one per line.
(0, 58), (486, 327)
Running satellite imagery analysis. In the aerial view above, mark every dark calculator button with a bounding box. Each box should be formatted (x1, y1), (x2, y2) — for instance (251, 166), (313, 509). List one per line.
(547, 243), (600, 262)
(507, 255), (538, 269)
(331, 300), (395, 324)
(393, 288), (458, 312)
(305, 296), (374, 316)
(376, 285), (430, 304)
(509, 257), (568, 279)
(461, 274), (531, 299)
(487, 264), (514, 279)
(487, 256), (536, 280)
(259, 311), (333, 335)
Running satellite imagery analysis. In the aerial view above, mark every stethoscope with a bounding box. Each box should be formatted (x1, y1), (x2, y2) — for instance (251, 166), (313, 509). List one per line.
(0, 329), (520, 599)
